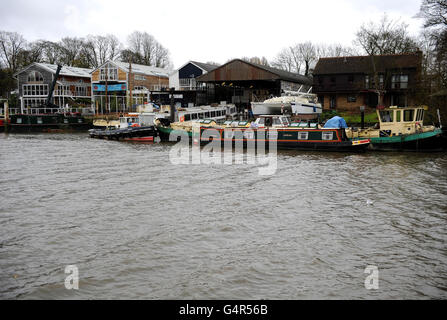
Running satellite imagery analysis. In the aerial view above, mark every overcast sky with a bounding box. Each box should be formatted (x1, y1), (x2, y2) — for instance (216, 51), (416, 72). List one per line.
(0, 0), (424, 68)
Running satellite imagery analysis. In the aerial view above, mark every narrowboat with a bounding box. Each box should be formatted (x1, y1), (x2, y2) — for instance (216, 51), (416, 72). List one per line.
(345, 106), (446, 152)
(156, 115), (370, 152)
(6, 113), (92, 132)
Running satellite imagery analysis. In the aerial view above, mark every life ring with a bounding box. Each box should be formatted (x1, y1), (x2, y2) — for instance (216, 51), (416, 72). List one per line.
(131, 123), (140, 128)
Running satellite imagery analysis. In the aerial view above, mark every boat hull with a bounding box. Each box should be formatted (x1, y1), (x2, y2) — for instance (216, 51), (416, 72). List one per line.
(251, 103), (292, 116)
(89, 126), (157, 141)
(158, 125), (370, 152)
(3, 114), (92, 132)
(355, 129), (446, 152)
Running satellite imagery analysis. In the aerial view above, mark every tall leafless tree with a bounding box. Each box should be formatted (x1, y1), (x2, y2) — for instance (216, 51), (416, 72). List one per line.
(0, 31), (27, 72)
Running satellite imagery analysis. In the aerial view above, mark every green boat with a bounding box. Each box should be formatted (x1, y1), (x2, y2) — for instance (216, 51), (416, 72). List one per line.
(346, 106), (446, 152)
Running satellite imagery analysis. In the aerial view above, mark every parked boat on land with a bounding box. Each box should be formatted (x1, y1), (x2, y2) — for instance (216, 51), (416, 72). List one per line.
(345, 106), (446, 152)
(251, 91), (322, 117)
(156, 115), (370, 152)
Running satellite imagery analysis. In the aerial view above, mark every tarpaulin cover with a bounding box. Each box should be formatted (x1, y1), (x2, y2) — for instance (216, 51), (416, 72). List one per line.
(323, 116), (348, 128)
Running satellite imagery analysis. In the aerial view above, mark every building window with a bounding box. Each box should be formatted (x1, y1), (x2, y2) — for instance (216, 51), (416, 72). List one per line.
(134, 86), (148, 91)
(27, 71), (44, 82)
(75, 86), (87, 97)
(100, 64), (118, 81)
(23, 98), (47, 108)
(366, 74), (384, 89)
(392, 74), (408, 89)
(23, 84), (49, 96)
(134, 75), (146, 81)
(347, 95), (357, 103)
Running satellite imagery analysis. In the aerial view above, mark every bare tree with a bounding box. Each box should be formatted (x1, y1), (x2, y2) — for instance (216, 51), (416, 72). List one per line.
(417, 0), (447, 29)
(58, 37), (84, 66)
(354, 14), (419, 55)
(83, 34), (122, 67)
(126, 31), (171, 68)
(0, 31), (27, 72)
(297, 42), (317, 76)
(271, 48), (296, 72)
(241, 56), (270, 66)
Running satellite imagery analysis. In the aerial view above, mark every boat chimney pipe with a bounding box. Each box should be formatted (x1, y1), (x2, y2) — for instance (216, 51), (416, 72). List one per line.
(170, 88), (176, 123)
(360, 105), (365, 129)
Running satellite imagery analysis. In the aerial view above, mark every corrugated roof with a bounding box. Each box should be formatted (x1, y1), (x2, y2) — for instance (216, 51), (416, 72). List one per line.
(112, 61), (171, 78)
(246, 60), (311, 84)
(314, 53), (422, 75)
(196, 59), (312, 84)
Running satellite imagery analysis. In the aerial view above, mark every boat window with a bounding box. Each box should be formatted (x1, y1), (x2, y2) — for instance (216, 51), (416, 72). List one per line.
(265, 118), (272, 127)
(298, 132), (309, 140)
(192, 113), (198, 120)
(205, 112), (210, 117)
(273, 117), (281, 125)
(404, 110), (414, 122)
(37, 117), (43, 124)
(290, 123), (300, 127)
(281, 117), (290, 125)
(380, 111), (394, 122)
(322, 132), (334, 140)
(258, 118), (265, 125)
(211, 111), (216, 117)
(198, 112), (204, 119)
(17, 118), (22, 124)
(224, 120), (232, 125)
(419, 110), (424, 121)
(185, 114), (191, 121)
(395, 110), (401, 122)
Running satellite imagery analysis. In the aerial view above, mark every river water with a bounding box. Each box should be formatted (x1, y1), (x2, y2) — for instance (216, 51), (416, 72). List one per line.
(0, 133), (446, 300)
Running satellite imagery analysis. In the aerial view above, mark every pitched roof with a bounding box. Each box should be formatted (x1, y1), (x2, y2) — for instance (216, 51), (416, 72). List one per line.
(190, 61), (219, 72)
(313, 53), (422, 75)
(14, 62), (93, 78)
(111, 61), (171, 78)
(196, 59), (312, 84)
(245, 60), (311, 84)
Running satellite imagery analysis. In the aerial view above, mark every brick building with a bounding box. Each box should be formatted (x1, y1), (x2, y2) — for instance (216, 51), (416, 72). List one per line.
(90, 61), (171, 113)
(312, 52), (423, 111)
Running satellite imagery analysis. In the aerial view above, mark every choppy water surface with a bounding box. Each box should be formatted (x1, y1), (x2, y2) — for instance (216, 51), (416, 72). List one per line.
(0, 133), (446, 300)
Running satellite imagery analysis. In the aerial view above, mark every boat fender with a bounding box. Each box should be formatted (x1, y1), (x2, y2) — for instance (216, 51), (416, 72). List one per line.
(415, 122), (423, 133)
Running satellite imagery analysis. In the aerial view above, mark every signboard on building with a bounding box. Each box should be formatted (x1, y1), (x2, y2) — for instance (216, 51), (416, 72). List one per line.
(93, 84), (127, 92)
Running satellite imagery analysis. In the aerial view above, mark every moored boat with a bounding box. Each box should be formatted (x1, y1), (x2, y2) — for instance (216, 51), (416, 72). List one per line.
(156, 115), (370, 152)
(345, 106), (446, 152)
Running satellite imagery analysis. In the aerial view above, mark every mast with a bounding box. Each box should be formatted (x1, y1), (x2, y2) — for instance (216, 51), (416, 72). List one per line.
(128, 60), (132, 112)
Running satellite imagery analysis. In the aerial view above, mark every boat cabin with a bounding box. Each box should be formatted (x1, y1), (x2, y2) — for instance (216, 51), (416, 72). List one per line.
(119, 113), (157, 129)
(178, 106), (228, 122)
(377, 106), (428, 136)
(253, 115), (291, 128)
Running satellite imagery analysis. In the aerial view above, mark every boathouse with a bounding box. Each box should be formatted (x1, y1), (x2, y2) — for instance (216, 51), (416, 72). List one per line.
(13, 63), (93, 114)
(168, 61), (219, 107)
(312, 52), (423, 111)
(90, 61), (171, 114)
(196, 59), (312, 112)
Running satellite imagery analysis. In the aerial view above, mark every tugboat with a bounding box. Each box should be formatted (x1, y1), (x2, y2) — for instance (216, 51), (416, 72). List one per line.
(345, 106), (445, 152)
(89, 113), (158, 142)
(156, 115), (370, 152)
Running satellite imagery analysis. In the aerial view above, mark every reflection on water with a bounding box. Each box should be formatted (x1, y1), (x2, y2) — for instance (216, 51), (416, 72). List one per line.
(0, 133), (446, 299)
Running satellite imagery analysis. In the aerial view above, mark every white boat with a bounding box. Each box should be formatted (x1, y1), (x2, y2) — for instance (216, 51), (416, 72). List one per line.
(251, 90), (321, 116)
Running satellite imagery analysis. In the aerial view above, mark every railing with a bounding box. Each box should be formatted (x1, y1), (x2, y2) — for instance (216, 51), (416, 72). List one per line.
(149, 85), (169, 91)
